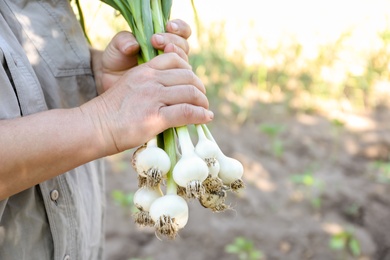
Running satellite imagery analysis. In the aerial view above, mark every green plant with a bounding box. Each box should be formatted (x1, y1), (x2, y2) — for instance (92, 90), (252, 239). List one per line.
(290, 170), (323, 188)
(291, 169), (324, 210)
(111, 189), (138, 213)
(111, 189), (134, 207)
(329, 228), (361, 257)
(225, 237), (264, 260)
(258, 123), (285, 158)
(372, 160), (390, 183)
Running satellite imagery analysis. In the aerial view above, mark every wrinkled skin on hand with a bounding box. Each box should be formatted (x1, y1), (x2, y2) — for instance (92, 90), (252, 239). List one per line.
(84, 20), (213, 155)
(94, 19), (192, 94)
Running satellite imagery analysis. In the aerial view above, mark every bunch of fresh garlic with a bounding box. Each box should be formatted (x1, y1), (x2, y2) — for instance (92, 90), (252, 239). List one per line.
(131, 124), (245, 239)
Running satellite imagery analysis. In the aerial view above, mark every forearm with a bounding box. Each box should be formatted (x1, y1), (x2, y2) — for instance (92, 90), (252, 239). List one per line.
(0, 106), (105, 200)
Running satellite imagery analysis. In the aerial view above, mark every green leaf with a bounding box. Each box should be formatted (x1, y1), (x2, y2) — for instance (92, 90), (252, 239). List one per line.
(100, 0), (120, 10)
(161, 0), (172, 23)
(330, 236), (346, 250)
(302, 174), (314, 186)
(225, 245), (240, 253)
(235, 237), (248, 248)
(111, 190), (125, 204)
(140, 0), (157, 61)
(111, 190), (133, 207)
(258, 123), (284, 137)
(348, 238), (361, 256)
(151, 0), (165, 34)
(250, 250), (263, 260)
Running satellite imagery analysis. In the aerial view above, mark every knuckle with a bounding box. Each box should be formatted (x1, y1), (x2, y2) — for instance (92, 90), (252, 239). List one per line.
(167, 52), (180, 60)
(183, 41), (190, 54)
(187, 85), (201, 103)
(182, 104), (194, 119)
(186, 71), (205, 93)
(116, 31), (135, 45)
(184, 69), (196, 83)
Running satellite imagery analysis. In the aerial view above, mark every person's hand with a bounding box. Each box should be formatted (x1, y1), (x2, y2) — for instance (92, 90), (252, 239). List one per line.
(82, 52), (213, 155)
(92, 19), (192, 94)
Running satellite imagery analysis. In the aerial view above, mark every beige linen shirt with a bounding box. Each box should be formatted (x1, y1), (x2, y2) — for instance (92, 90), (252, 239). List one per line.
(0, 1), (106, 259)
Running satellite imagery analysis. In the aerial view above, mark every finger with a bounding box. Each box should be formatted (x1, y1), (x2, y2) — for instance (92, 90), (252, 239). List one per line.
(151, 19), (192, 54)
(146, 53), (192, 70)
(103, 31), (139, 71)
(113, 31), (140, 55)
(163, 43), (188, 62)
(166, 19), (192, 39)
(155, 69), (206, 94)
(159, 85), (209, 108)
(151, 33), (190, 55)
(159, 104), (214, 129)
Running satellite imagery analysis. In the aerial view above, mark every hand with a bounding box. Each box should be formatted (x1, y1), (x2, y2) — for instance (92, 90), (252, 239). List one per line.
(83, 52), (213, 155)
(92, 19), (192, 94)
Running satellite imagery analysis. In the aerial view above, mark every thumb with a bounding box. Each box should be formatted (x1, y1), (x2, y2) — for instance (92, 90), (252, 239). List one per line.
(102, 31), (140, 72)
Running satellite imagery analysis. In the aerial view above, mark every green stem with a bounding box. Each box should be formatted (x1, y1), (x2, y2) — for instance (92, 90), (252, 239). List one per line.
(195, 124), (207, 141)
(201, 124), (216, 143)
(75, 0), (91, 44)
(190, 0), (201, 40)
(176, 126), (195, 157)
(151, 0), (164, 55)
(151, 0), (164, 33)
(141, 0), (157, 61)
(163, 128), (177, 195)
(161, 0), (172, 24)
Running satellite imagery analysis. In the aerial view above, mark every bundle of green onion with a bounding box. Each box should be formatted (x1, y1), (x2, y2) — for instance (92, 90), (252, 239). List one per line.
(101, 0), (245, 239)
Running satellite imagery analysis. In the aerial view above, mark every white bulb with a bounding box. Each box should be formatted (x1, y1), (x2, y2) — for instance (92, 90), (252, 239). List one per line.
(217, 153), (244, 185)
(149, 194), (189, 229)
(133, 186), (163, 212)
(135, 145), (171, 187)
(195, 137), (219, 161)
(173, 154), (209, 187)
(208, 159), (220, 178)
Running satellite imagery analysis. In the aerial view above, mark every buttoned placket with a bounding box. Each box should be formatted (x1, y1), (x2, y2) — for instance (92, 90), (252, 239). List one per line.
(40, 177), (77, 260)
(50, 189), (59, 204)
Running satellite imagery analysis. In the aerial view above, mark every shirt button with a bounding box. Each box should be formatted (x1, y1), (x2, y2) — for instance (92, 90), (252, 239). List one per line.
(50, 190), (59, 201)
(63, 255), (70, 260)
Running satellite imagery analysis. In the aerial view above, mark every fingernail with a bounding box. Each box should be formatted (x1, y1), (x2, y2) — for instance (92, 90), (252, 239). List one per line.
(122, 42), (137, 52)
(170, 22), (179, 32)
(154, 34), (164, 45)
(208, 110), (214, 119)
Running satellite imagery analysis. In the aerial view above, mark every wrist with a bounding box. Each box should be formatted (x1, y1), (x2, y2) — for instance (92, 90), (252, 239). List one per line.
(79, 93), (124, 157)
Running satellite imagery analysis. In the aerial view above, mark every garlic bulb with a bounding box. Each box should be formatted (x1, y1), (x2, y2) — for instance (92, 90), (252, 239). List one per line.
(173, 154), (209, 198)
(133, 186), (163, 227)
(201, 124), (245, 192)
(134, 186), (163, 212)
(173, 126), (208, 198)
(149, 194), (189, 239)
(135, 137), (171, 187)
(216, 152), (245, 191)
(195, 124), (220, 178)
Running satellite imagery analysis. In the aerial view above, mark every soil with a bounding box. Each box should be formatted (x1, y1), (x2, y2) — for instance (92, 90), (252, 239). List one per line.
(103, 101), (390, 260)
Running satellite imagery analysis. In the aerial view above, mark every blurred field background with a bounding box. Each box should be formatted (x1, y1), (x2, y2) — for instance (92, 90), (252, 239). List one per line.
(74, 1), (390, 259)
(77, 0), (390, 115)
